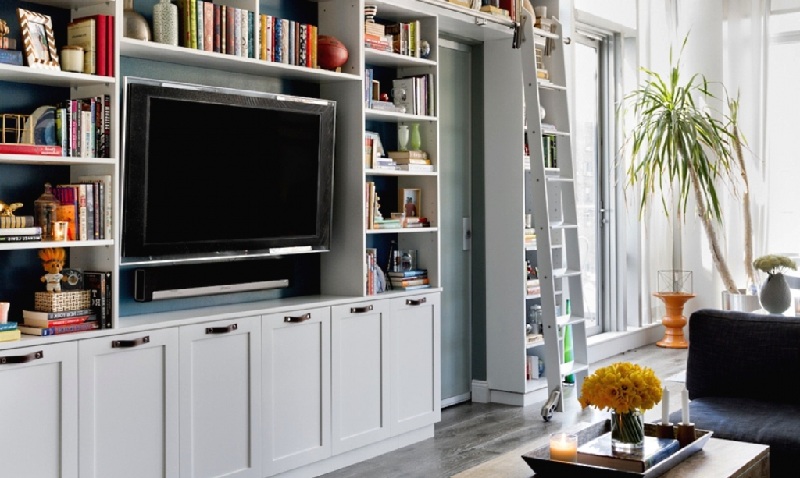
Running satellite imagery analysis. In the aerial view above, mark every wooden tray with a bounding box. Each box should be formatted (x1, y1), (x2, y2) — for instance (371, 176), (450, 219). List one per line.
(521, 420), (712, 478)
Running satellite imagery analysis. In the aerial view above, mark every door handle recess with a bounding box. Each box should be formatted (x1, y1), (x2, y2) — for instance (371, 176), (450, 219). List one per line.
(112, 336), (150, 348)
(350, 305), (373, 313)
(406, 297), (427, 306)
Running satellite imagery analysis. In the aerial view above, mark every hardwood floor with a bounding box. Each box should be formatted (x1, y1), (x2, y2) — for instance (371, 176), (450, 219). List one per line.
(322, 343), (689, 478)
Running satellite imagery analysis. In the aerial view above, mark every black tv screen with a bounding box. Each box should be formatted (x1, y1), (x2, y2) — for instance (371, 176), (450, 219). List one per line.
(121, 77), (336, 264)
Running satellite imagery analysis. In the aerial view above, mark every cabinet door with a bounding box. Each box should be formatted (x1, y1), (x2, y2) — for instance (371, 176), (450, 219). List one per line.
(262, 306), (331, 476)
(0, 342), (78, 478)
(79, 328), (179, 478)
(331, 300), (390, 454)
(180, 317), (261, 478)
(390, 292), (441, 435)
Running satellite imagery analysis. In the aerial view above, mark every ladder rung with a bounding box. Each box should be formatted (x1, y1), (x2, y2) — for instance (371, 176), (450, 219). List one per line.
(549, 221), (578, 230)
(541, 129), (570, 137)
(556, 315), (586, 327)
(538, 80), (567, 91)
(560, 361), (589, 377)
(553, 268), (581, 279)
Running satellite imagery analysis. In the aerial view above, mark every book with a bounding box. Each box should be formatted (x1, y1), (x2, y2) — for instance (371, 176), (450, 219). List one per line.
(0, 329), (21, 342)
(19, 321), (100, 336)
(94, 14), (109, 76)
(387, 150), (429, 160)
(0, 322), (18, 332)
(78, 174), (113, 240)
(576, 433), (680, 472)
(0, 234), (41, 242)
(23, 313), (97, 329)
(0, 215), (34, 228)
(0, 48), (23, 66)
(54, 184), (78, 240)
(204, 1), (213, 52)
(390, 277), (430, 287)
(392, 77), (417, 114)
(387, 269), (427, 278)
(84, 270), (112, 329)
(396, 164), (435, 172)
(0, 226), (41, 236)
(67, 16), (96, 74)
(0, 144), (63, 156)
(389, 284), (431, 291)
(22, 307), (95, 321)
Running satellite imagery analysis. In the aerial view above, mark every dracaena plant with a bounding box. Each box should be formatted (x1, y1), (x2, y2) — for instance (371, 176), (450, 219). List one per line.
(622, 35), (754, 294)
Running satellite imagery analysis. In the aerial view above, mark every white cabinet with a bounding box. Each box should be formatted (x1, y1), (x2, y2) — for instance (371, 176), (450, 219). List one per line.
(0, 342), (78, 478)
(78, 328), (180, 478)
(390, 293), (441, 434)
(179, 317), (261, 478)
(331, 299), (391, 454)
(262, 306), (331, 476)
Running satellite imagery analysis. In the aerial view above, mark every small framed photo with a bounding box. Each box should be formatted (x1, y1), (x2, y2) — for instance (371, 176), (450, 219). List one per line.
(400, 188), (421, 219)
(17, 8), (60, 70)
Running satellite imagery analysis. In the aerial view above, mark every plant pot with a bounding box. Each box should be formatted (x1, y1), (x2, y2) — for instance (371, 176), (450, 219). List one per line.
(721, 289), (761, 312)
(760, 273), (792, 314)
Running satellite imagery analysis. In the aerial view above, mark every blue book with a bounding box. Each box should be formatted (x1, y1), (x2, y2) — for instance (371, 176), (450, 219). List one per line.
(576, 433), (680, 472)
(0, 49), (23, 66)
(273, 18), (282, 63)
(0, 322), (18, 332)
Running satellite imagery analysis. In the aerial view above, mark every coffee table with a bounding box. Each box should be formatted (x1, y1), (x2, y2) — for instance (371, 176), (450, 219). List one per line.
(453, 436), (769, 478)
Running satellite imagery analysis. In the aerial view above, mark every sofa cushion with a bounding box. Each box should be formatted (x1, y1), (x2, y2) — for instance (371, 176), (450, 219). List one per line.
(671, 397), (800, 478)
(686, 309), (800, 404)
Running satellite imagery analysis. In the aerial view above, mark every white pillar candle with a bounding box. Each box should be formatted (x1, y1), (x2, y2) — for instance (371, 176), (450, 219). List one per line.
(662, 387), (670, 425)
(681, 388), (690, 424)
(549, 433), (578, 462)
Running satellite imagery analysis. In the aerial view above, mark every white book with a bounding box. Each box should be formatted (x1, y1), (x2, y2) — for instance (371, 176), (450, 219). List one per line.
(78, 174), (113, 240)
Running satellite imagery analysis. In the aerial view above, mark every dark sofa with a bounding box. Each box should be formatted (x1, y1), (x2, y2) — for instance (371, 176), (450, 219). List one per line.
(669, 308), (800, 477)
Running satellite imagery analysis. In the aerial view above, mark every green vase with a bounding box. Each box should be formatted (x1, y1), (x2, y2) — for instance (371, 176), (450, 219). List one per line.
(610, 410), (645, 450)
(410, 123), (422, 151)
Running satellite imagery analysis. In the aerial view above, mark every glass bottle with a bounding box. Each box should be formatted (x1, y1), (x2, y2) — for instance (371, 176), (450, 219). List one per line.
(34, 182), (60, 240)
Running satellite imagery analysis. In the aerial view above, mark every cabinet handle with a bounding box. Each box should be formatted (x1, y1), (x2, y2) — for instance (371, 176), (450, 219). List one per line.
(406, 297), (427, 306)
(206, 324), (238, 334)
(112, 336), (151, 348)
(350, 305), (373, 313)
(284, 313), (311, 323)
(0, 350), (43, 364)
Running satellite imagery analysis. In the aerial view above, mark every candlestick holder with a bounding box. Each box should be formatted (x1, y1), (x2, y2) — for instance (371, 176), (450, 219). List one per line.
(676, 423), (696, 448)
(654, 422), (675, 439)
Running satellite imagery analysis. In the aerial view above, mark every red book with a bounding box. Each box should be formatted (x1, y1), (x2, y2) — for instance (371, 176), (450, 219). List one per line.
(203, 1), (213, 52)
(23, 313), (96, 329)
(107, 15), (114, 77)
(0, 144), (63, 156)
(213, 4), (221, 53)
(94, 14), (108, 76)
(19, 320), (100, 336)
(226, 5), (235, 55)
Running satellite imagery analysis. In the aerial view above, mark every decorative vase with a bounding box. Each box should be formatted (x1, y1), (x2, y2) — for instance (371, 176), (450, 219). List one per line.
(653, 291), (695, 349)
(153, 0), (178, 46)
(398, 125), (410, 151)
(759, 273), (791, 314)
(410, 123), (422, 150)
(610, 410), (645, 450)
(123, 0), (152, 42)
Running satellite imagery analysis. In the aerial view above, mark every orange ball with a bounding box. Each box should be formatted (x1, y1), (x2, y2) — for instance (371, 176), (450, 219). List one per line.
(317, 35), (348, 70)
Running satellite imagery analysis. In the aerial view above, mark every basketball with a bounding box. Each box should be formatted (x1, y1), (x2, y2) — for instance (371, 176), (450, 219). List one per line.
(317, 35), (348, 70)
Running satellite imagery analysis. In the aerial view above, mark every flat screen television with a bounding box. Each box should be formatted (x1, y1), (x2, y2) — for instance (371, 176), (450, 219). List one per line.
(121, 77), (336, 265)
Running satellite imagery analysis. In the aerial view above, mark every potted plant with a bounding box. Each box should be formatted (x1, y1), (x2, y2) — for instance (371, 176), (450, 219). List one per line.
(623, 35), (755, 303)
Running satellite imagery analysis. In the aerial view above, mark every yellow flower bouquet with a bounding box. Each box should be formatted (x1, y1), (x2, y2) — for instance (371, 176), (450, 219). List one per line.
(579, 362), (663, 449)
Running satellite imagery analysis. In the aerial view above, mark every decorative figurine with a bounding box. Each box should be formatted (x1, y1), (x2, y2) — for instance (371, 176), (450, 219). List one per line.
(0, 201), (23, 216)
(38, 247), (66, 292)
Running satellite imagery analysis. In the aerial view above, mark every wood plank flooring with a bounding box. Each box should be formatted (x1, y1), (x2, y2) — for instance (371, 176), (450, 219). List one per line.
(322, 343), (689, 478)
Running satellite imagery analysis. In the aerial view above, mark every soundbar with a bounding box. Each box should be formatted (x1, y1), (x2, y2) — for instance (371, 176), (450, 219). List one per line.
(134, 260), (290, 302)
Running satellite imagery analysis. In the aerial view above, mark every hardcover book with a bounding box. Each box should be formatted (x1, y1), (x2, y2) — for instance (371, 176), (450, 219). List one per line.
(23, 313), (97, 329)
(0, 226), (41, 236)
(0, 328), (21, 342)
(0, 215), (34, 228)
(19, 321), (100, 336)
(576, 433), (680, 472)
(23, 307), (94, 321)
(0, 48), (23, 66)
(84, 270), (112, 328)
(0, 144), (63, 156)
(0, 322), (18, 332)
(387, 150), (428, 160)
(387, 269), (427, 278)
(0, 234), (41, 242)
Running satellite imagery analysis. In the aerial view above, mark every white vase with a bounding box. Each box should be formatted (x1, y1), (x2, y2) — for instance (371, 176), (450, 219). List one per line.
(398, 125), (410, 151)
(759, 272), (791, 314)
(153, 0), (178, 46)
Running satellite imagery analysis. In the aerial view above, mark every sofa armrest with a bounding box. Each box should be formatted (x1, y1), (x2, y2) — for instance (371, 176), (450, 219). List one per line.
(686, 308), (800, 403)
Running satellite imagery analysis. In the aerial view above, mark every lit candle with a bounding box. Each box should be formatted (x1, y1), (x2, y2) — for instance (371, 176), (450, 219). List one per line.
(661, 387), (670, 425)
(681, 388), (690, 424)
(549, 432), (578, 462)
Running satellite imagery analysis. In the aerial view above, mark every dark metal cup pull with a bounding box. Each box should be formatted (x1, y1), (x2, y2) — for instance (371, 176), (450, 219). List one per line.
(112, 336), (150, 348)
(350, 305), (374, 313)
(206, 324), (238, 334)
(0, 350), (44, 364)
(284, 313), (311, 323)
(406, 297), (427, 306)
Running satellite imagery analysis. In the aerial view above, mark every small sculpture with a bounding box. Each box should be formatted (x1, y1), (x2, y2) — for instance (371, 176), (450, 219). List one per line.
(38, 247), (66, 293)
(0, 201), (23, 217)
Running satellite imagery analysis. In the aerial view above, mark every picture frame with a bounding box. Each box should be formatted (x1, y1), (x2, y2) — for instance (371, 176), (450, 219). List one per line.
(17, 8), (60, 70)
(400, 188), (421, 219)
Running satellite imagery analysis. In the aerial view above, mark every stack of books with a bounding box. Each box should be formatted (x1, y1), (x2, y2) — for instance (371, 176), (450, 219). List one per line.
(18, 306), (98, 336)
(0, 226), (42, 243)
(0, 321), (21, 342)
(388, 269), (430, 290)
(403, 216), (430, 228)
(0, 27), (22, 66)
(576, 433), (680, 472)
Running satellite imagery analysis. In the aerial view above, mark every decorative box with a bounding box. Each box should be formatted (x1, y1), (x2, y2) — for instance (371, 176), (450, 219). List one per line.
(34, 290), (91, 312)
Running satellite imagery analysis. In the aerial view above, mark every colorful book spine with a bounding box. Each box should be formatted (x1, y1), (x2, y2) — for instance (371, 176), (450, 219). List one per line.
(19, 321), (100, 336)
(0, 48), (23, 65)
(196, 0), (204, 50)
(23, 307), (94, 321)
(213, 4), (221, 53)
(23, 315), (96, 329)
(0, 329), (21, 342)
(84, 270), (112, 329)
(0, 322), (18, 332)
(226, 6), (235, 55)
(203, 1), (213, 51)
